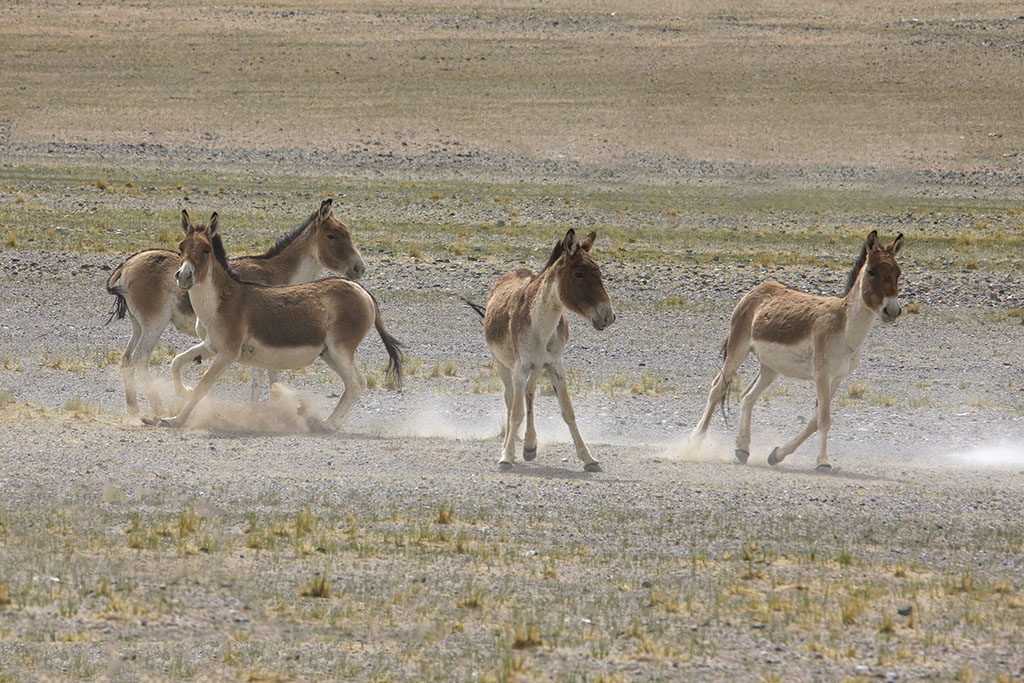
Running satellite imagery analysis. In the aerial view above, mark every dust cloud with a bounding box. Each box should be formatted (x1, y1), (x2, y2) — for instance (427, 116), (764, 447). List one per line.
(186, 383), (329, 434)
(937, 441), (1024, 468)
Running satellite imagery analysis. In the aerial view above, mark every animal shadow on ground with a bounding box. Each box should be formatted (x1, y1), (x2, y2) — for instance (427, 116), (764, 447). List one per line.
(500, 461), (639, 483)
(761, 464), (894, 484)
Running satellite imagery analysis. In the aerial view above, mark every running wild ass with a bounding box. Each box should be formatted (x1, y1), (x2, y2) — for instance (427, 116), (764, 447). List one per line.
(689, 230), (904, 471)
(106, 198), (364, 415)
(469, 229), (615, 472)
(144, 211), (401, 430)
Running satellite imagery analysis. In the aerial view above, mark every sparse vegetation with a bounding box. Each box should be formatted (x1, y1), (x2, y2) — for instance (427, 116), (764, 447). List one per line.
(0, 0), (1022, 680)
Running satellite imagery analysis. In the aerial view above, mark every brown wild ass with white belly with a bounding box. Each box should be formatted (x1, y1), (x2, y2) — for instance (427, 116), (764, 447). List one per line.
(469, 229), (615, 472)
(143, 211), (401, 430)
(106, 198), (364, 415)
(689, 230), (904, 471)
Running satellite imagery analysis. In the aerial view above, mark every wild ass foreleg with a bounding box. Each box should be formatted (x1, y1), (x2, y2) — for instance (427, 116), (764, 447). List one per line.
(320, 349), (366, 428)
(547, 361), (601, 472)
(735, 367), (778, 464)
(522, 371), (540, 461)
(146, 352), (236, 428)
(768, 376), (839, 470)
(170, 341), (211, 398)
(499, 364), (529, 470)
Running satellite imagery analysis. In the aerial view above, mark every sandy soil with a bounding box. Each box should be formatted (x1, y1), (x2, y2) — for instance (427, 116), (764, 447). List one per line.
(2, 1), (1024, 680)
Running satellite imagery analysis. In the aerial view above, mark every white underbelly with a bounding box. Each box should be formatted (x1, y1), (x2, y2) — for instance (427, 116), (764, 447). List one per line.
(239, 342), (323, 371)
(751, 339), (815, 381)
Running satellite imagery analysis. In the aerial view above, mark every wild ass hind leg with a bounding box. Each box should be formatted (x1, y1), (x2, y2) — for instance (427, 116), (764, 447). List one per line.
(495, 361), (514, 440)
(145, 351), (236, 428)
(120, 315), (144, 415)
(499, 363), (529, 471)
(247, 369), (281, 402)
(547, 360), (600, 472)
(768, 375), (839, 471)
(690, 337), (750, 455)
(132, 318), (169, 416)
(735, 366), (778, 465)
(321, 349), (367, 430)
(522, 371), (540, 461)
(170, 341), (211, 398)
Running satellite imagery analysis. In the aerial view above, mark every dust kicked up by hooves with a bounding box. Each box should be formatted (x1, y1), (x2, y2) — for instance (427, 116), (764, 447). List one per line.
(661, 430), (787, 466)
(187, 383), (330, 435)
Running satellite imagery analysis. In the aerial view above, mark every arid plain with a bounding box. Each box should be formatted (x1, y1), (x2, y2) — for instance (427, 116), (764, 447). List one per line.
(2, 1), (1024, 680)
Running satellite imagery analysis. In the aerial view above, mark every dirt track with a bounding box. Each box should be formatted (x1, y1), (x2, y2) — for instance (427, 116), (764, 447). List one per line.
(2, 1), (1024, 680)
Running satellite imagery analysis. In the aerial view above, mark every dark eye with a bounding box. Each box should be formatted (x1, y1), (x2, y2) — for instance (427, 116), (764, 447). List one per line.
(327, 233), (337, 240)
(868, 269), (877, 276)
(204, 248), (211, 254)
(574, 271), (584, 278)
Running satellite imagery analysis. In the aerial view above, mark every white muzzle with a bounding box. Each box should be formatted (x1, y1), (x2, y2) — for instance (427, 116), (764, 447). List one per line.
(880, 297), (901, 323)
(175, 262), (195, 290)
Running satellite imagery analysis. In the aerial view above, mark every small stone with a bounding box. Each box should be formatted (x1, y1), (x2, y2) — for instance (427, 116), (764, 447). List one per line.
(898, 604), (913, 616)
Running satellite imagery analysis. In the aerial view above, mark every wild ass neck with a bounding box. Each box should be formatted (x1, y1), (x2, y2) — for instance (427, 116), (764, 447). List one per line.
(530, 269), (568, 337)
(843, 265), (881, 347)
(188, 256), (242, 323)
(256, 226), (321, 284)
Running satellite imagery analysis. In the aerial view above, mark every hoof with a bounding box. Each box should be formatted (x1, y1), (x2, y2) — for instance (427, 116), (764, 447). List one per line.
(815, 463), (832, 472)
(140, 415), (160, 426)
(734, 449), (749, 465)
(767, 447), (782, 466)
(522, 445), (537, 461)
(497, 461), (513, 472)
(583, 462), (603, 473)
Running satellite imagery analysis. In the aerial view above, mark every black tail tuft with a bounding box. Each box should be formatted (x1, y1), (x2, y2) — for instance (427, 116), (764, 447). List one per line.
(106, 287), (128, 324)
(379, 327), (404, 389)
(459, 296), (486, 320)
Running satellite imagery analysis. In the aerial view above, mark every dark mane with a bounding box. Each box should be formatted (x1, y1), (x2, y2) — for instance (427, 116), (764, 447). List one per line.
(540, 239), (564, 273)
(212, 233), (241, 281)
(251, 210), (316, 260)
(843, 242), (868, 295)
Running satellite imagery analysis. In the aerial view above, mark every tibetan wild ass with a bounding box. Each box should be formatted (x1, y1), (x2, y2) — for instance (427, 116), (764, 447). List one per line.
(106, 198), (364, 415)
(143, 211), (401, 430)
(468, 229), (615, 472)
(689, 230), (904, 471)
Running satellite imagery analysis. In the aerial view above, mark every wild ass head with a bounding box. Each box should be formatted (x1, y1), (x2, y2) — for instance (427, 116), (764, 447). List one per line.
(547, 228), (616, 331)
(176, 210), (230, 290)
(310, 198), (365, 280)
(853, 230), (904, 323)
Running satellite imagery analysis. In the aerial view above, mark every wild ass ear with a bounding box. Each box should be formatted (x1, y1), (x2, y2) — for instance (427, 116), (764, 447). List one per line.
(181, 209), (192, 235)
(207, 212), (219, 238)
(890, 232), (904, 255)
(865, 229), (880, 252)
(580, 231), (597, 253)
(318, 198), (333, 221)
(562, 228), (579, 255)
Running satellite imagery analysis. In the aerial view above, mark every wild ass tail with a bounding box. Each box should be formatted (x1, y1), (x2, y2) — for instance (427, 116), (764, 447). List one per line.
(365, 289), (404, 389)
(105, 261), (129, 324)
(459, 296), (486, 320)
(717, 338), (730, 424)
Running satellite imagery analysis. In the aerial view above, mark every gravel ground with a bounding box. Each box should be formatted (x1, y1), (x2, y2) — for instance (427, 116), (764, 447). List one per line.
(2, 216), (1024, 678)
(3, 1), (1024, 677)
